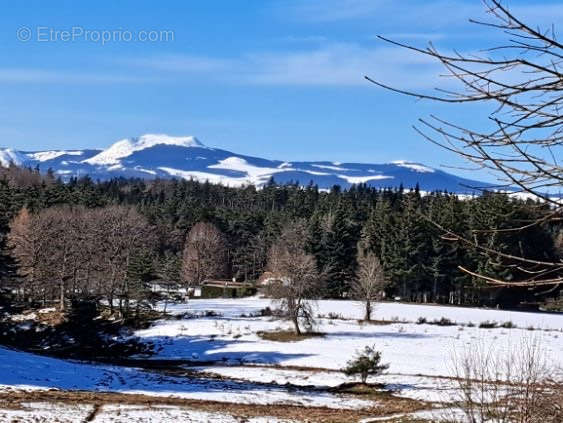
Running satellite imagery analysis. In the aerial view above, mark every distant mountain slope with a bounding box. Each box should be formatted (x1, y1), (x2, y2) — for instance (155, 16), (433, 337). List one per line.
(1, 134), (492, 193)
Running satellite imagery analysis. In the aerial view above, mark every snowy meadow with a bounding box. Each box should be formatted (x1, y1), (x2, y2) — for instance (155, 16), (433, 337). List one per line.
(1, 298), (562, 422)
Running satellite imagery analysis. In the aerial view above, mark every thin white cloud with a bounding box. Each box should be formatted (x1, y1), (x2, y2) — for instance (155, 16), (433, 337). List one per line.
(127, 44), (443, 89)
(241, 44), (440, 87)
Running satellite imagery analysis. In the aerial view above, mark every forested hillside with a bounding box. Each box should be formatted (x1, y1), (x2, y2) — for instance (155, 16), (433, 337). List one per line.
(0, 165), (561, 310)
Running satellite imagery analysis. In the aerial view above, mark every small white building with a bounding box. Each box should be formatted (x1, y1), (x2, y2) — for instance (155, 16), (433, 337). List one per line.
(187, 286), (202, 297)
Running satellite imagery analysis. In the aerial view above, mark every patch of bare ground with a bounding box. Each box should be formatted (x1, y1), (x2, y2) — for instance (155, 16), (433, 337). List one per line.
(0, 393), (25, 411)
(84, 403), (101, 421)
(257, 330), (325, 342)
(0, 389), (429, 423)
(357, 319), (395, 326)
(330, 382), (427, 414)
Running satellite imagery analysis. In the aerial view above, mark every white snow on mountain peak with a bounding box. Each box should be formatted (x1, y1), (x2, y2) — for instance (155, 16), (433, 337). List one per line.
(208, 156), (295, 185)
(28, 150), (84, 162)
(159, 167), (253, 188)
(392, 160), (435, 173)
(338, 174), (393, 184)
(0, 148), (26, 167)
(83, 134), (204, 166)
(0, 135), (492, 194)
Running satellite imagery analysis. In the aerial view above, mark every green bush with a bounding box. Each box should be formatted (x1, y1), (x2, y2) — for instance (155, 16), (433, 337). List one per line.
(343, 345), (389, 384)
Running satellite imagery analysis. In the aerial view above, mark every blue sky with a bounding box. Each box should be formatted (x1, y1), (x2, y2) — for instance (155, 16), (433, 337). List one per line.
(1, 0), (561, 181)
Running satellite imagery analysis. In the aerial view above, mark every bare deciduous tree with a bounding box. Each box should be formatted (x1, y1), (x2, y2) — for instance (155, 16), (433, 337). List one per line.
(7, 205), (153, 313)
(369, 0), (563, 286)
(7, 208), (46, 303)
(352, 247), (388, 321)
(37, 207), (83, 310)
(182, 222), (226, 287)
(94, 206), (153, 315)
(267, 220), (322, 335)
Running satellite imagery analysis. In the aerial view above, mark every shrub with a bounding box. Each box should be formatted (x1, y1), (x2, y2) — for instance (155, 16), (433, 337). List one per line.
(259, 307), (273, 317)
(479, 320), (498, 329)
(343, 345), (389, 384)
(417, 317), (427, 325)
(501, 321), (516, 329)
(432, 317), (455, 326)
(448, 336), (562, 422)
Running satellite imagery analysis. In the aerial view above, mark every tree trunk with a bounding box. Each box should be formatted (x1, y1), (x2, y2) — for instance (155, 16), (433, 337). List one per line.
(59, 279), (65, 311)
(163, 291), (169, 313)
(292, 315), (301, 335)
(365, 300), (372, 321)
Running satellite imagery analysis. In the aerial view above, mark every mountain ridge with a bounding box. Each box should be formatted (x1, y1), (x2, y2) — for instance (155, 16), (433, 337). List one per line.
(0, 134), (492, 193)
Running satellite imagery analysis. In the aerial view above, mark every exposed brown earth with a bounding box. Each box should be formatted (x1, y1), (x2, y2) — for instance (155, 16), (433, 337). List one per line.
(257, 330), (326, 342)
(0, 389), (430, 423)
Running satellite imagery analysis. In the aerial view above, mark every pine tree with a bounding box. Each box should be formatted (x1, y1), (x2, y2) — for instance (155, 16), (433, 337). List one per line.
(0, 179), (16, 285)
(309, 206), (358, 298)
(386, 192), (430, 300)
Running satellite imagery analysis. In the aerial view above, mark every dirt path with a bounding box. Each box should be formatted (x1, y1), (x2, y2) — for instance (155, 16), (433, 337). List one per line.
(0, 390), (429, 422)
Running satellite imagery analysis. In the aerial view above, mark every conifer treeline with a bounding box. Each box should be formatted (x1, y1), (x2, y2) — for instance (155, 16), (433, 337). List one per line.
(0, 165), (561, 307)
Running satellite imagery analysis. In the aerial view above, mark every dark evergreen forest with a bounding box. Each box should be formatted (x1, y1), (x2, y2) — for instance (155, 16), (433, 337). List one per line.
(0, 165), (561, 309)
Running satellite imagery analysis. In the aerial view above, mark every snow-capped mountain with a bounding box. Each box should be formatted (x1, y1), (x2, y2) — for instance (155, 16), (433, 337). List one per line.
(0, 134), (491, 193)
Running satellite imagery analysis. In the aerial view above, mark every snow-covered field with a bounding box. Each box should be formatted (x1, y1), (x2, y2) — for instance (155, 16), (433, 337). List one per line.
(0, 344), (369, 409)
(0, 402), (291, 423)
(1, 298), (562, 421)
(140, 298), (563, 375)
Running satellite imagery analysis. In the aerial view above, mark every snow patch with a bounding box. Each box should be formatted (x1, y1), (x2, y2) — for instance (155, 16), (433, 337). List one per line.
(209, 157), (290, 179)
(0, 149), (26, 167)
(208, 157), (298, 185)
(134, 166), (157, 175)
(159, 167), (252, 187)
(84, 134), (205, 166)
(28, 151), (83, 162)
(338, 174), (393, 184)
(392, 160), (435, 173)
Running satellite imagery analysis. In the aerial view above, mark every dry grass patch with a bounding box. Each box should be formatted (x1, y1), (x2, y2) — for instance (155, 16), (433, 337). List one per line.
(257, 330), (325, 342)
(358, 319), (394, 326)
(0, 389), (429, 423)
(331, 382), (426, 412)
